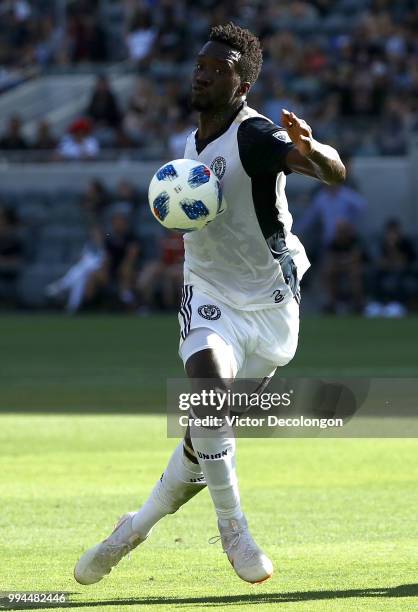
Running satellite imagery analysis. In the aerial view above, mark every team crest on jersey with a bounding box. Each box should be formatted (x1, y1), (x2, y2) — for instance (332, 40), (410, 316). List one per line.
(198, 305), (221, 320)
(210, 156), (226, 180)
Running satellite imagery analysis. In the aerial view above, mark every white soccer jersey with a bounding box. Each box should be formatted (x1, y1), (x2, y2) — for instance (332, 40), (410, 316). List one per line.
(183, 103), (310, 310)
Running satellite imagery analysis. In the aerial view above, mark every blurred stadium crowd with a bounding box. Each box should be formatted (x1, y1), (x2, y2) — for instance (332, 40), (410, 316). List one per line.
(0, 0), (417, 316)
(1, 0), (418, 156)
(1, 177), (417, 316)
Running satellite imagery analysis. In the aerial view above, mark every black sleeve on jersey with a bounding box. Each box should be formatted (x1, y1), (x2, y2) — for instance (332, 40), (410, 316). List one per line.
(237, 117), (295, 177)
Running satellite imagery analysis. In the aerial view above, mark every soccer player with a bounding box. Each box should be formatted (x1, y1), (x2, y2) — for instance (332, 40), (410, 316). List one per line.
(74, 23), (345, 585)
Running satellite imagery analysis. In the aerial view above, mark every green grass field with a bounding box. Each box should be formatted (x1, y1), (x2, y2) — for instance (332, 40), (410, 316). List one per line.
(0, 315), (417, 611)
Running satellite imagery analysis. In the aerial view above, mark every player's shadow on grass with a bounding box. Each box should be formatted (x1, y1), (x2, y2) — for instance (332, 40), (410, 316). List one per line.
(7, 583), (416, 609)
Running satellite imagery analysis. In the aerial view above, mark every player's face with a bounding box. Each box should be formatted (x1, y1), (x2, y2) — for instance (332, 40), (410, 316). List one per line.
(191, 41), (244, 112)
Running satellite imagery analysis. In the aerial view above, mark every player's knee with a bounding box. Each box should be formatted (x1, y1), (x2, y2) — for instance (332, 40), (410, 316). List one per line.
(186, 359), (227, 422)
(191, 381), (230, 421)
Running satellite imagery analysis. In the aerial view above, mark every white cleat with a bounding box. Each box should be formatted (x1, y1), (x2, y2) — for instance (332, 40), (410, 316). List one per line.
(74, 512), (148, 585)
(215, 515), (273, 584)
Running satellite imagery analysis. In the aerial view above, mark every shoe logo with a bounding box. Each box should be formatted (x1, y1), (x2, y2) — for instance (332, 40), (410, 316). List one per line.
(198, 305), (221, 320)
(197, 450), (228, 460)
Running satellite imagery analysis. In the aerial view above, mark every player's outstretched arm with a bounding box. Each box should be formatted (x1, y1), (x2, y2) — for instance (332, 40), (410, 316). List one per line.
(281, 109), (346, 185)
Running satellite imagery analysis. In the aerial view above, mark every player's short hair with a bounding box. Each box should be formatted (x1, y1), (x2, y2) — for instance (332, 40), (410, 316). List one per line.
(209, 22), (263, 86)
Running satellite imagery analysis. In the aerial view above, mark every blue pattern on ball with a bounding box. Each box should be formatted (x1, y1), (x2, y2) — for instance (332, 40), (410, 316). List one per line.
(153, 192), (169, 221)
(188, 164), (210, 188)
(180, 199), (210, 220)
(156, 164), (178, 181)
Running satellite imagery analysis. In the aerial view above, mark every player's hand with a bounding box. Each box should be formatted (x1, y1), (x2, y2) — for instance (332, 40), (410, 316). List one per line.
(281, 109), (314, 157)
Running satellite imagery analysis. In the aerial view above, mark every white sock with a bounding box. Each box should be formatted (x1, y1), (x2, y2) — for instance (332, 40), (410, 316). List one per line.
(131, 441), (206, 537)
(190, 418), (243, 522)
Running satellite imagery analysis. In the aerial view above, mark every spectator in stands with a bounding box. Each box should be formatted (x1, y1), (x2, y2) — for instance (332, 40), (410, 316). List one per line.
(137, 231), (184, 311)
(375, 96), (409, 156)
(261, 80), (303, 122)
(322, 219), (367, 314)
(83, 14), (108, 62)
(366, 219), (417, 317)
(8, 0), (31, 22)
(168, 116), (195, 158)
(310, 94), (340, 145)
(2, 0), (418, 159)
(85, 211), (141, 309)
(0, 206), (24, 307)
(0, 115), (28, 149)
(109, 179), (138, 217)
(66, 8), (107, 64)
(125, 7), (156, 67)
(86, 75), (122, 147)
(279, 1), (320, 30)
(153, 3), (188, 64)
(45, 225), (105, 313)
(1, 0), (418, 159)
(80, 178), (109, 220)
(57, 117), (99, 160)
(122, 77), (162, 147)
(295, 180), (366, 257)
(31, 119), (57, 150)
(0, 0), (32, 65)
(34, 15), (62, 67)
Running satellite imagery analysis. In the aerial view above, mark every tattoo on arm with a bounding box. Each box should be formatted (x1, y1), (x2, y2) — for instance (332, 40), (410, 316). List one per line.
(306, 140), (346, 185)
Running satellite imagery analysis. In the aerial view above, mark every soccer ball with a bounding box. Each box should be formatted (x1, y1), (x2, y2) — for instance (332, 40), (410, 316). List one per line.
(148, 158), (226, 231)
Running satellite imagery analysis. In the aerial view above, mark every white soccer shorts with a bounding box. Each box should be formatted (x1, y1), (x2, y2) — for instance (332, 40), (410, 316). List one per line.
(178, 285), (299, 379)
